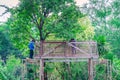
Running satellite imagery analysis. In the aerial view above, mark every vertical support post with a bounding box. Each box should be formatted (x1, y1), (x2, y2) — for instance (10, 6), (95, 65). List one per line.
(22, 59), (27, 80)
(107, 60), (112, 80)
(93, 60), (96, 79)
(95, 42), (98, 56)
(88, 58), (93, 80)
(106, 60), (108, 80)
(40, 41), (44, 80)
(109, 60), (112, 80)
(22, 59), (25, 80)
(40, 59), (44, 80)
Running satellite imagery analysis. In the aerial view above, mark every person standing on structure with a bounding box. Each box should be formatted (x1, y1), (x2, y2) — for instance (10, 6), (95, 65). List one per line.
(28, 39), (35, 59)
(70, 38), (76, 54)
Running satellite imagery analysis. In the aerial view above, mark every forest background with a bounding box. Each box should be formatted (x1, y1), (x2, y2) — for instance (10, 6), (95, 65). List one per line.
(0, 0), (120, 80)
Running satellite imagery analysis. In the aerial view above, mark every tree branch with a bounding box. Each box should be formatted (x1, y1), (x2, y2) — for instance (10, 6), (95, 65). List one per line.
(0, 5), (10, 16)
(44, 32), (50, 40)
(31, 13), (39, 27)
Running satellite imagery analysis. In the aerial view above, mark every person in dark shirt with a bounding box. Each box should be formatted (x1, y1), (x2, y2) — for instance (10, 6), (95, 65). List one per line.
(28, 39), (35, 59)
(70, 38), (76, 54)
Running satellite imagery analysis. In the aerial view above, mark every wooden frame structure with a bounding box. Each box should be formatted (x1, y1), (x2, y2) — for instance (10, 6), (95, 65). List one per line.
(35, 41), (98, 59)
(21, 41), (112, 80)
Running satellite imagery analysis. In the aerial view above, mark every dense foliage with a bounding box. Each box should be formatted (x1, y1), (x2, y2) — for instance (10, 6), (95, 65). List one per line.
(0, 25), (21, 63)
(0, 0), (120, 80)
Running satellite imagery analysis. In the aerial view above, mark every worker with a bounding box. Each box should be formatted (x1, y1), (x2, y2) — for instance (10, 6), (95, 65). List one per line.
(28, 39), (35, 59)
(70, 38), (76, 54)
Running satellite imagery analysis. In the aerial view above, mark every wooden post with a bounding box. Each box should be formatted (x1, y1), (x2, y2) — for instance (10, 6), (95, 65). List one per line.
(22, 60), (25, 80)
(40, 41), (44, 80)
(88, 58), (93, 80)
(109, 60), (112, 80)
(40, 59), (44, 80)
(40, 41), (44, 56)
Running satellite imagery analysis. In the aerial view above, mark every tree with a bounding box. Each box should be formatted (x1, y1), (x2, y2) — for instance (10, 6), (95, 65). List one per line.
(80, 0), (108, 55)
(5, 1), (85, 80)
(82, 0), (111, 26)
(108, 0), (120, 57)
(0, 31), (12, 63)
(76, 16), (95, 40)
(81, 1), (120, 79)
(8, 0), (83, 41)
(1, 0), (96, 80)
(0, 56), (22, 80)
(0, 24), (22, 63)
(82, 0), (119, 57)
(1, 0), (85, 57)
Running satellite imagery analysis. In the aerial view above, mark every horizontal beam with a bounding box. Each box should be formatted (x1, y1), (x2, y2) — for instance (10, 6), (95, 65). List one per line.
(41, 41), (96, 44)
(22, 58), (99, 63)
(43, 41), (66, 43)
(35, 56), (99, 59)
(44, 59), (99, 62)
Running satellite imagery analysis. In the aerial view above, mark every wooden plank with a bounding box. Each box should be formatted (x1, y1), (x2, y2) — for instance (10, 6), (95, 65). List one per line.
(34, 53), (99, 59)
(43, 41), (66, 43)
